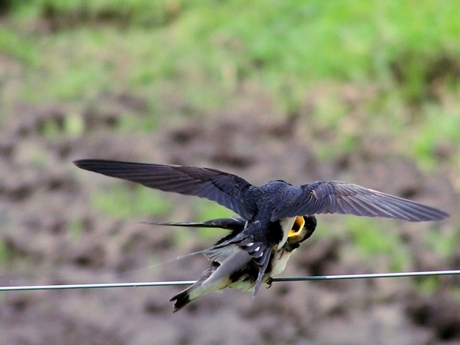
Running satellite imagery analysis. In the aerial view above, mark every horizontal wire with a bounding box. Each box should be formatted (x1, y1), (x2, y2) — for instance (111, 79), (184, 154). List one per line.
(0, 281), (196, 292)
(273, 269), (460, 281)
(0, 269), (459, 292)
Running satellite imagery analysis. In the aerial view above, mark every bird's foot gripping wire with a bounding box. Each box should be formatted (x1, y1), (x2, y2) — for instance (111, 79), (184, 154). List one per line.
(265, 277), (273, 289)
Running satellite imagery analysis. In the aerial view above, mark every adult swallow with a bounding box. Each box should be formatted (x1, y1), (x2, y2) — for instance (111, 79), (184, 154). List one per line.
(148, 215), (316, 312)
(73, 159), (449, 296)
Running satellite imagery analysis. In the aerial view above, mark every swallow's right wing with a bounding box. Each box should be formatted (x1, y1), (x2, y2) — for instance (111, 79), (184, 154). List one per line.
(275, 181), (449, 222)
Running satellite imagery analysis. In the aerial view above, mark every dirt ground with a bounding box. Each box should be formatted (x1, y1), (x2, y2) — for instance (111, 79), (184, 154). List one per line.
(0, 98), (459, 345)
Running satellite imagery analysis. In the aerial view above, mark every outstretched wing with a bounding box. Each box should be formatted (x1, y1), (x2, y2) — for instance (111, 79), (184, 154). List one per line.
(274, 181), (449, 221)
(74, 159), (256, 220)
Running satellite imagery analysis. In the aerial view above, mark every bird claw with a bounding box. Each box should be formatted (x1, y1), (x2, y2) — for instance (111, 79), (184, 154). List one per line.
(266, 277), (273, 289)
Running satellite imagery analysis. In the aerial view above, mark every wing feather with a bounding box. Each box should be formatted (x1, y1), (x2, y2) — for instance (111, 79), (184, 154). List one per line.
(74, 159), (256, 219)
(275, 181), (449, 221)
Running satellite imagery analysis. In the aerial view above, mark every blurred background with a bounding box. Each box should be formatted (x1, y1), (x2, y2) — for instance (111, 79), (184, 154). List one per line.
(1, 1), (460, 344)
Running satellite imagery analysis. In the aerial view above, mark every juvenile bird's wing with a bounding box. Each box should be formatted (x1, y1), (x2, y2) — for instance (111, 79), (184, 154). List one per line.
(144, 217), (246, 232)
(274, 181), (449, 221)
(74, 159), (257, 220)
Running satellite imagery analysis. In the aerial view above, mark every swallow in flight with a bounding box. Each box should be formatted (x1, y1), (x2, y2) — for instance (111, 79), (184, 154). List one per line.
(149, 215), (316, 311)
(73, 159), (449, 297)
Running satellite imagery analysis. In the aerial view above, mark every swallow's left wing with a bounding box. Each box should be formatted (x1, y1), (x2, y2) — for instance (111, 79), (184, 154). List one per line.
(74, 159), (257, 220)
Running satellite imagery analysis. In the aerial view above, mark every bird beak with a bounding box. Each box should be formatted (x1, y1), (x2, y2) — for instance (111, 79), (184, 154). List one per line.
(288, 216), (306, 242)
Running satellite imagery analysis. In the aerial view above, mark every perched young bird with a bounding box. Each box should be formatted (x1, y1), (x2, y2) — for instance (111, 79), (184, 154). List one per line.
(149, 216), (316, 312)
(74, 159), (449, 296)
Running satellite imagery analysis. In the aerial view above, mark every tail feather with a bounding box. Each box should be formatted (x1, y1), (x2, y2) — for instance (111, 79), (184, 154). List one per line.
(169, 261), (219, 312)
(170, 290), (192, 313)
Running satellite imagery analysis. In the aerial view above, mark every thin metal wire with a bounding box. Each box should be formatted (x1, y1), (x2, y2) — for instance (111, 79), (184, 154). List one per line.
(0, 270), (459, 292)
(0, 281), (196, 292)
(273, 269), (460, 281)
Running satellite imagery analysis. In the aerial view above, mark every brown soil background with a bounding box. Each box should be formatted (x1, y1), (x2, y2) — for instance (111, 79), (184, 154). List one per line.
(0, 98), (459, 345)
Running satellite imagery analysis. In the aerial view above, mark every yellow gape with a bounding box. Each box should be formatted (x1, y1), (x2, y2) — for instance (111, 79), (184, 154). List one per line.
(288, 216), (306, 242)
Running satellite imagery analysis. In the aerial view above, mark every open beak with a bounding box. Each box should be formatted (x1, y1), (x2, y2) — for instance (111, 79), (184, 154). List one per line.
(288, 216), (306, 242)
